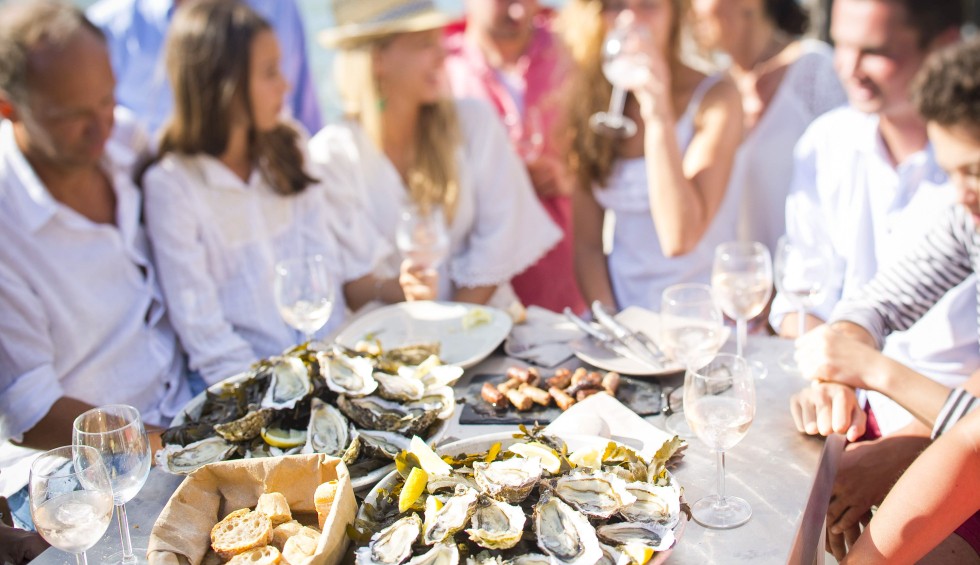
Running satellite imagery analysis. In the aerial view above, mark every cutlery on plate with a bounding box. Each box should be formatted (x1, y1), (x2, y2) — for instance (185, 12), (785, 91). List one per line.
(590, 301), (667, 368)
(563, 308), (661, 370)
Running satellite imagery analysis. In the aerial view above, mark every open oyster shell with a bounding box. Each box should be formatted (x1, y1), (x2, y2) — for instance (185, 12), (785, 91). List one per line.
(321, 352), (378, 397)
(356, 513), (422, 565)
(619, 481), (681, 526)
(375, 372), (425, 402)
(337, 395), (440, 437)
(473, 457), (542, 504)
(260, 356), (312, 410)
(534, 493), (602, 565)
(212, 409), (272, 442)
(465, 496), (526, 550)
(550, 469), (637, 520)
(423, 486), (479, 545)
(595, 522), (675, 553)
(303, 397), (350, 457)
(407, 543), (459, 565)
(358, 429), (412, 460)
(156, 437), (237, 474)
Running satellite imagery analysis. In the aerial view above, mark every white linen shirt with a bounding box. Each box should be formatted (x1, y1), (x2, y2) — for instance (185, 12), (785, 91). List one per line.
(771, 107), (980, 434)
(0, 120), (190, 497)
(307, 99), (562, 303)
(143, 150), (373, 385)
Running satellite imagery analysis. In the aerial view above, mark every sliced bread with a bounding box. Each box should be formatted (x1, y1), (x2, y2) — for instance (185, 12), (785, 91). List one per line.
(210, 508), (274, 560)
(256, 492), (292, 525)
(226, 546), (282, 565)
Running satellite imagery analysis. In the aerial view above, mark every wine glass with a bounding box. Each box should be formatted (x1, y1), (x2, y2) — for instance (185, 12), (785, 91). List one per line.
(72, 404), (151, 564)
(774, 236), (832, 370)
(30, 445), (114, 565)
(712, 241), (773, 357)
(659, 283), (725, 436)
(589, 16), (649, 139)
(274, 255), (335, 345)
(684, 353), (756, 529)
(395, 203), (450, 270)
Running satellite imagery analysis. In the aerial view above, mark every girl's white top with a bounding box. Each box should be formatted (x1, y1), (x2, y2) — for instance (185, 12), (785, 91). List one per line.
(593, 74), (739, 311)
(143, 140), (383, 385)
(308, 98), (562, 307)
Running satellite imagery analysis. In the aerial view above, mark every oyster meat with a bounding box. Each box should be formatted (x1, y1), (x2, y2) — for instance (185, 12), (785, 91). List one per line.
(534, 493), (602, 565)
(375, 372), (425, 402)
(260, 356), (312, 410)
(410, 386), (455, 421)
(596, 543), (626, 565)
(407, 543), (459, 565)
(465, 496), (526, 550)
(423, 486), (479, 545)
(212, 409), (272, 442)
(595, 522), (675, 553)
(156, 437), (237, 474)
(619, 482), (681, 526)
(356, 513), (422, 565)
(473, 457), (542, 504)
(303, 397), (350, 457)
(358, 429), (412, 460)
(338, 395), (439, 437)
(551, 470), (637, 520)
(321, 352), (378, 397)
(503, 555), (552, 565)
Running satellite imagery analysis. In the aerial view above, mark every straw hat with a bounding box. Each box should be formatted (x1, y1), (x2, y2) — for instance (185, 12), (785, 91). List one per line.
(319, 0), (453, 49)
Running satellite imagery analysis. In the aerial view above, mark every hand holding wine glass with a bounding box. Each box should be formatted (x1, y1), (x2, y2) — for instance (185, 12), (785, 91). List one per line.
(30, 445), (114, 565)
(589, 14), (650, 139)
(712, 241), (773, 357)
(775, 236), (832, 370)
(684, 353), (756, 529)
(274, 255), (335, 345)
(396, 203), (450, 271)
(73, 404), (151, 564)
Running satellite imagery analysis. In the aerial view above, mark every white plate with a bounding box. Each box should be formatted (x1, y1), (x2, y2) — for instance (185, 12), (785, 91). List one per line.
(336, 301), (512, 369)
(360, 431), (686, 565)
(571, 306), (729, 377)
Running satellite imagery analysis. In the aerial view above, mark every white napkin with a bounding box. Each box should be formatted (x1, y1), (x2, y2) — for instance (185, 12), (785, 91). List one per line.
(545, 392), (675, 461)
(503, 306), (583, 367)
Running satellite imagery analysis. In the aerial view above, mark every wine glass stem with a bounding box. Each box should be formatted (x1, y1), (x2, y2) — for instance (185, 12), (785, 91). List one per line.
(76, 552), (89, 565)
(797, 306), (806, 338)
(715, 450), (727, 503)
(608, 86), (628, 117)
(116, 503), (136, 563)
(736, 317), (747, 358)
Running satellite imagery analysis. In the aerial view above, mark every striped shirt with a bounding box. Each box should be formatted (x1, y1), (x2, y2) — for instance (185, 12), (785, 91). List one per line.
(831, 204), (980, 350)
(934, 387), (979, 438)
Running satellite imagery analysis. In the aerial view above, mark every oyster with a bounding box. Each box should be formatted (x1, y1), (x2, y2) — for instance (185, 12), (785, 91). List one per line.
(358, 429), (411, 460)
(375, 372), (425, 402)
(398, 361), (463, 391)
(466, 552), (502, 565)
(338, 395), (439, 437)
(619, 482), (681, 526)
(503, 555), (551, 565)
(212, 409), (272, 442)
(473, 457), (542, 504)
(596, 543), (626, 565)
(156, 437), (237, 474)
(465, 496), (526, 550)
(407, 543), (459, 565)
(426, 474), (479, 494)
(303, 397), (350, 457)
(534, 493), (602, 565)
(321, 352), (378, 397)
(260, 356), (312, 410)
(356, 513), (422, 565)
(551, 470), (637, 520)
(383, 343), (441, 367)
(343, 433), (362, 465)
(423, 486), (479, 545)
(595, 522), (675, 553)
(410, 386), (455, 421)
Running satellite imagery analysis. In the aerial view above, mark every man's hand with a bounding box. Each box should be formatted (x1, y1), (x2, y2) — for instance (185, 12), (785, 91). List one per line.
(0, 523), (49, 564)
(795, 325), (887, 391)
(825, 435), (931, 560)
(399, 261), (437, 302)
(790, 382), (866, 441)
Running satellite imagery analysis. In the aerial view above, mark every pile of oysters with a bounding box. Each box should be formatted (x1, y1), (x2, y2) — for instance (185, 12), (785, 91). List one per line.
(156, 343), (463, 476)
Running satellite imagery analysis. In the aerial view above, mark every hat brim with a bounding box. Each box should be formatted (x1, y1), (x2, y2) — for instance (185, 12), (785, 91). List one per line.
(318, 10), (454, 49)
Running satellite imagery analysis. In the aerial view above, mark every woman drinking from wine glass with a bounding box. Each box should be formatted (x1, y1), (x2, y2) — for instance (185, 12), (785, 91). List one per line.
(309, 0), (562, 309)
(561, 0), (744, 312)
(140, 0), (414, 386)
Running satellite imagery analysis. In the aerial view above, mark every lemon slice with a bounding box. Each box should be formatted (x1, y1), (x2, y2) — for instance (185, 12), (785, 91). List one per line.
(568, 447), (603, 470)
(260, 427), (307, 449)
(409, 436), (453, 476)
(425, 492), (443, 515)
(508, 442), (561, 474)
(623, 542), (655, 565)
(399, 467), (428, 512)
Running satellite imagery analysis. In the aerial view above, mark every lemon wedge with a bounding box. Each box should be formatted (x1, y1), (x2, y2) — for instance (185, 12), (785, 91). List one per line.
(260, 427), (307, 449)
(508, 442), (562, 474)
(399, 467), (428, 512)
(425, 492), (443, 515)
(409, 436), (453, 476)
(623, 543), (655, 565)
(568, 447), (603, 470)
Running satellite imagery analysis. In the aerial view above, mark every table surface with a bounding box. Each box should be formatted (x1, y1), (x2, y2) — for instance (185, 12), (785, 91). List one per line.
(33, 335), (842, 565)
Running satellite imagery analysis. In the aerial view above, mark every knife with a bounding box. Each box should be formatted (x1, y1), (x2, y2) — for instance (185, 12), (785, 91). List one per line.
(563, 308), (661, 369)
(590, 301), (666, 368)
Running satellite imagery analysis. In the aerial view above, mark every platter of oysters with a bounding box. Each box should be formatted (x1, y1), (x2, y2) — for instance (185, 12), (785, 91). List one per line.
(156, 342), (463, 490)
(350, 427), (686, 565)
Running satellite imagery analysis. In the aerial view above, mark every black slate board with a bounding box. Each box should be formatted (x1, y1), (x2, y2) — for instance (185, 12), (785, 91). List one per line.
(458, 373), (662, 425)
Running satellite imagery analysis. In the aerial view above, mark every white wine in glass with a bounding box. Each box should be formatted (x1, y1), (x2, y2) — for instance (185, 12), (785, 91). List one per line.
(712, 241), (773, 357)
(774, 236), (832, 369)
(395, 203), (450, 270)
(274, 255), (335, 344)
(684, 353), (756, 529)
(30, 445), (114, 565)
(589, 16), (649, 139)
(73, 404), (151, 564)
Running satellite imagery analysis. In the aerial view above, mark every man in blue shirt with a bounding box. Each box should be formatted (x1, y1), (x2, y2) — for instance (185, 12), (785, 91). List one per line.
(87, 0), (322, 136)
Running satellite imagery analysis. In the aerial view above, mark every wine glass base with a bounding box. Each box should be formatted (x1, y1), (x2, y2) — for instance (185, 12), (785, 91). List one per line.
(691, 494), (752, 529)
(101, 549), (149, 565)
(589, 112), (638, 139)
(778, 352), (800, 373)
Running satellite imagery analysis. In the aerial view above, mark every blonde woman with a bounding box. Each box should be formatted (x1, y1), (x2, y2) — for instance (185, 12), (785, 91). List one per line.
(140, 1), (401, 384)
(310, 0), (561, 307)
(562, 0), (743, 311)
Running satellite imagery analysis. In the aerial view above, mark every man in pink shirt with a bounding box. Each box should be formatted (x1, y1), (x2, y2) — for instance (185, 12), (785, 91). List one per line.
(445, 0), (585, 314)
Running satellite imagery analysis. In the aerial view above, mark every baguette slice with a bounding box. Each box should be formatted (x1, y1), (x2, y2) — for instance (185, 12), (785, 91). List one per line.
(256, 492), (292, 525)
(211, 508), (274, 560)
(313, 480), (338, 529)
(281, 532), (318, 565)
(227, 546), (282, 565)
(271, 520), (304, 551)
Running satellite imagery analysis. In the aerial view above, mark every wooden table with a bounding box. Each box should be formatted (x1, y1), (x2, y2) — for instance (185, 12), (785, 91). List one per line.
(33, 336), (842, 564)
